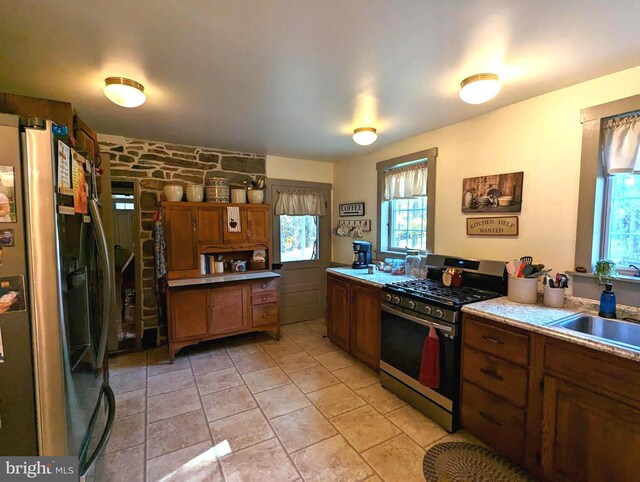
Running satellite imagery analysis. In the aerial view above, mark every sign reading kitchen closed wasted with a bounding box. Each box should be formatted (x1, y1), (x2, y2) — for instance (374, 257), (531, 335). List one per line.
(466, 216), (519, 236)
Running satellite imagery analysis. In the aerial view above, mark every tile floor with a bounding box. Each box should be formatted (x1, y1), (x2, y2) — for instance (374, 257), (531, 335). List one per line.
(99, 318), (485, 482)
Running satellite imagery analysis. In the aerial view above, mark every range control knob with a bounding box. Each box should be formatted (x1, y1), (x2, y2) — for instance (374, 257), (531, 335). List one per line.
(423, 305), (433, 315)
(384, 293), (393, 302)
(407, 300), (416, 309)
(392, 296), (401, 304)
(434, 308), (444, 319)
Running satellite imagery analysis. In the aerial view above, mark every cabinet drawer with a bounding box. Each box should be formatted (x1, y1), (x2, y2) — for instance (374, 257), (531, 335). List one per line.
(251, 279), (278, 293)
(252, 303), (278, 327)
(252, 291), (278, 305)
(464, 316), (530, 366)
(463, 347), (528, 408)
(461, 381), (525, 464)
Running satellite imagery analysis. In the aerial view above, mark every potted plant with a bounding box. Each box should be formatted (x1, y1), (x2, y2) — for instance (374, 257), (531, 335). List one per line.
(594, 259), (616, 285)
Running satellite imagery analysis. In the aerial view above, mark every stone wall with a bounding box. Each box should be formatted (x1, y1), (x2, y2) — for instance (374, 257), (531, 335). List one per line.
(99, 137), (266, 334)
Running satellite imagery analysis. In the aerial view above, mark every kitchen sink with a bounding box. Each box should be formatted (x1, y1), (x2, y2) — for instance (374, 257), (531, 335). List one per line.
(548, 313), (640, 352)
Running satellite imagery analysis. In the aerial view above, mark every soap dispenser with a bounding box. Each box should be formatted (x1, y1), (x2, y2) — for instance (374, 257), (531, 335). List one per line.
(598, 282), (617, 319)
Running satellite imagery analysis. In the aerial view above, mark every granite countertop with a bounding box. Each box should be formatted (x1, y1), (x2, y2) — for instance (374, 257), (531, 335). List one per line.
(327, 267), (412, 288)
(462, 296), (640, 363)
(167, 271), (280, 288)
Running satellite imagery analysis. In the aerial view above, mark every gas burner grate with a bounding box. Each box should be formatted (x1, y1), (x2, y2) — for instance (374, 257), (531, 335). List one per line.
(385, 279), (500, 306)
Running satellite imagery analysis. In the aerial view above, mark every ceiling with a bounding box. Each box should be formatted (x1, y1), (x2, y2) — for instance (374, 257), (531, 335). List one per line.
(1, 1), (639, 161)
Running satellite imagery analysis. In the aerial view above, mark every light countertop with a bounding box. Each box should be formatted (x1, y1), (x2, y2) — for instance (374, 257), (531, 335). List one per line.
(167, 270), (280, 288)
(462, 296), (640, 363)
(326, 267), (412, 288)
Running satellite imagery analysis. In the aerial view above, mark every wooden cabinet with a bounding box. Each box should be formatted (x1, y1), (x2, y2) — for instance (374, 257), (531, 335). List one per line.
(327, 275), (351, 351)
(327, 274), (380, 369)
(0, 92), (74, 132)
(246, 206), (269, 243)
(223, 207), (246, 243)
(164, 205), (199, 273)
(167, 278), (279, 359)
(197, 206), (224, 244)
(350, 284), (381, 368)
(73, 115), (99, 162)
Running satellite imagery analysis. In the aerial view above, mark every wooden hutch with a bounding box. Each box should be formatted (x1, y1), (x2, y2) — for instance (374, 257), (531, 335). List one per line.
(163, 201), (279, 360)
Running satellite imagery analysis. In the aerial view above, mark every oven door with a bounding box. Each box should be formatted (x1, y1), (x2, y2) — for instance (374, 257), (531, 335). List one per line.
(380, 302), (460, 411)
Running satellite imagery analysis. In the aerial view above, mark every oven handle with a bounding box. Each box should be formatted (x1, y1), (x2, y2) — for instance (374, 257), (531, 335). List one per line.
(381, 304), (454, 335)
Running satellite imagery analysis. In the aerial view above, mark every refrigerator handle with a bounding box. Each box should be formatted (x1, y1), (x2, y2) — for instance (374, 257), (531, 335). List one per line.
(89, 198), (114, 369)
(79, 384), (115, 480)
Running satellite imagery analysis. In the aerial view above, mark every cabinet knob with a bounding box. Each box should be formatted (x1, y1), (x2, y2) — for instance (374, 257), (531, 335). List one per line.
(263, 313), (268, 318)
(262, 284), (267, 289)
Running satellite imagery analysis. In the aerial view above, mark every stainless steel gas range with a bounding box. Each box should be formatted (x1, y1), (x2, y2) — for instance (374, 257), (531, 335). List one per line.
(380, 254), (507, 432)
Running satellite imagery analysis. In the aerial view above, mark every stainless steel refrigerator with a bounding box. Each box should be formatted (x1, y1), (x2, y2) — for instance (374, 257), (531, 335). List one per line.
(0, 113), (115, 478)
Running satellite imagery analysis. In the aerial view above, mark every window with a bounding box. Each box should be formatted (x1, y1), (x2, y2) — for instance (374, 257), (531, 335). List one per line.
(113, 194), (134, 211)
(376, 148), (437, 256)
(603, 173), (640, 266)
(279, 215), (319, 262)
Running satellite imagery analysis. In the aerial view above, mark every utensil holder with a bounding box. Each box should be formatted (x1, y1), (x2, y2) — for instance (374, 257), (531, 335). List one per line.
(543, 286), (565, 308)
(507, 276), (538, 304)
(247, 189), (264, 204)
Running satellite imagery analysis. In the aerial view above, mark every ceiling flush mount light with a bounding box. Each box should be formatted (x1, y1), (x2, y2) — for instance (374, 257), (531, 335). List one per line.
(103, 77), (146, 108)
(459, 73), (501, 104)
(352, 127), (377, 146)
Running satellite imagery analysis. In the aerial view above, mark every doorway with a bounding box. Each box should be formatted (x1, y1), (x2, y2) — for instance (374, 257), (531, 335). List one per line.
(110, 181), (142, 351)
(267, 180), (332, 324)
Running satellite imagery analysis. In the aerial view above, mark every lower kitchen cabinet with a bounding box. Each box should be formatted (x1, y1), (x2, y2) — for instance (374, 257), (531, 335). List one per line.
(167, 278), (279, 360)
(327, 274), (380, 369)
(461, 313), (640, 480)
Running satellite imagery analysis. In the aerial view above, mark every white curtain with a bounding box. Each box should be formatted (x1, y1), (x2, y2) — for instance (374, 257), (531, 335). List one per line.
(384, 163), (427, 200)
(274, 190), (326, 216)
(603, 114), (640, 174)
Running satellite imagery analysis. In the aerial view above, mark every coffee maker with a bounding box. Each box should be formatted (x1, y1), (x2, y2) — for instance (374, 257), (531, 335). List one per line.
(352, 240), (372, 269)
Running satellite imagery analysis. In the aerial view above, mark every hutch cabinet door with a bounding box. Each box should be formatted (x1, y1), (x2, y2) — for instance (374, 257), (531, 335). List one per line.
(170, 288), (209, 340)
(223, 208), (247, 243)
(197, 206), (224, 244)
(245, 206), (270, 244)
(541, 375), (640, 481)
(349, 284), (381, 369)
(327, 275), (350, 351)
(208, 285), (249, 334)
(165, 205), (199, 271)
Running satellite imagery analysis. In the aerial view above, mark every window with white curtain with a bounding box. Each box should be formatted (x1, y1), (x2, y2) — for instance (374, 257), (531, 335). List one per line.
(602, 113), (640, 267)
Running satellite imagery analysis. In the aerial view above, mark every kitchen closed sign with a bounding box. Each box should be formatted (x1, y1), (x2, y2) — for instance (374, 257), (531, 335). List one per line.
(466, 216), (518, 236)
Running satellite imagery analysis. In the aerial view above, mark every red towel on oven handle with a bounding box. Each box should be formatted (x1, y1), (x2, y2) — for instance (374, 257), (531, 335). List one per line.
(418, 325), (440, 388)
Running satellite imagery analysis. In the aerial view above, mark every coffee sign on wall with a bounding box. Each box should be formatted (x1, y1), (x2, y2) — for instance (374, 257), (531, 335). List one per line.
(466, 216), (519, 236)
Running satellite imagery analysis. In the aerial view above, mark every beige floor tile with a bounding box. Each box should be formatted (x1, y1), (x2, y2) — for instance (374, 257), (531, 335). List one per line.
(110, 370), (146, 395)
(285, 328), (323, 345)
(96, 443), (144, 482)
(209, 408), (274, 452)
(226, 342), (266, 361)
(242, 366), (291, 394)
(315, 350), (356, 371)
(290, 434), (373, 481)
(105, 412), (145, 454)
(109, 351), (147, 377)
(362, 434), (426, 482)
(307, 383), (367, 418)
(298, 338), (340, 357)
(114, 388), (146, 420)
(334, 363), (379, 390)
(289, 365), (340, 394)
(147, 441), (223, 482)
(147, 386), (202, 423)
(363, 476), (384, 482)
(386, 405), (448, 448)
(201, 385), (258, 422)
(195, 366), (244, 395)
(275, 351), (318, 373)
(147, 348), (190, 377)
(186, 339), (229, 359)
(147, 410), (211, 459)
(355, 383), (407, 414)
(331, 405), (401, 452)
(233, 350), (277, 374)
(148, 367), (195, 397)
(261, 338), (303, 358)
(190, 351), (234, 375)
(221, 438), (299, 482)
(254, 384), (312, 419)
(431, 429), (486, 448)
(271, 406), (337, 453)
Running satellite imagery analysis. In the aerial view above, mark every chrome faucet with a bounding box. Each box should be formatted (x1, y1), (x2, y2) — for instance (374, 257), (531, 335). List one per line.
(630, 264), (640, 277)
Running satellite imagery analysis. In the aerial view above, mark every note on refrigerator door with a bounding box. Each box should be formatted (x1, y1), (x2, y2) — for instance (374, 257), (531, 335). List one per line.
(57, 141), (73, 195)
(0, 324), (4, 363)
(72, 151), (88, 214)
